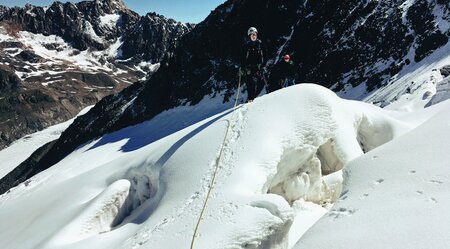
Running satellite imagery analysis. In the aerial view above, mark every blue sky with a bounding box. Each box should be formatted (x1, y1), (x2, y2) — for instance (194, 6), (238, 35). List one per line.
(0, 0), (226, 23)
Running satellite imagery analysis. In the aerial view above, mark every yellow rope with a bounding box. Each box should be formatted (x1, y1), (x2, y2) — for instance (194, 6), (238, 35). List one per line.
(190, 69), (242, 249)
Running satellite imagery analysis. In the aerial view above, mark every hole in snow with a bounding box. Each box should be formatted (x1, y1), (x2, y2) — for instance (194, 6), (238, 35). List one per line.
(81, 180), (132, 235)
(265, 138), (344, 205)
(110, 166), (161, 229)
(79, 171), (158, 236)
(48, 179), (140, 245)
(57, 167), (161, 243)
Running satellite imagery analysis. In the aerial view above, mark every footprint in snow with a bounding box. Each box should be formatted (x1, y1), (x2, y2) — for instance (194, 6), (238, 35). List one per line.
(360, 193), (369, 199)
(429, 180), (443, 185)
(374, 179), (384, 185)
(328, 207), (357, 219)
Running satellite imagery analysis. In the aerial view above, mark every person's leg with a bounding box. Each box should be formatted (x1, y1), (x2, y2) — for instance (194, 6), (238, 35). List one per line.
(247, 74), (256, 101)
(255, 74), (264, 97)
(289, 77), (295, 86)
(283, 78), (288, 88)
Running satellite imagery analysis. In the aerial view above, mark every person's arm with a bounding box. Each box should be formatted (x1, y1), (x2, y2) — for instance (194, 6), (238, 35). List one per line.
(241, 42), (248, 68)
(259, 40), (265, 66)
(294, 62), (301, 82)
(290, 61), (296, 77)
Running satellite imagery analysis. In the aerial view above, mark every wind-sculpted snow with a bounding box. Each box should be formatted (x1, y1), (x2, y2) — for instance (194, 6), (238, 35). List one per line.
(266, 138), (344, 205)
(294, 100), (450, 249)
(428, 74), (450, 106)
(0, 85), (424, 249)
(46, 179), (132, 246)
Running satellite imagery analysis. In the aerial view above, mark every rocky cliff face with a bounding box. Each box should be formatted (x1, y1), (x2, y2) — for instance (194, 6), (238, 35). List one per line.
(121, 13), (195, 62)
(0, 0), (193, 149)
(1, 0), (450, 193)
(2, 0), (137, 50)
(293, 0), (449, 94)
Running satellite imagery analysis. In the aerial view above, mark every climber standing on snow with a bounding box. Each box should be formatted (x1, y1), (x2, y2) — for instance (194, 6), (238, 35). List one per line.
(276, 53), (296, 88)
(240, 27), (265, 103)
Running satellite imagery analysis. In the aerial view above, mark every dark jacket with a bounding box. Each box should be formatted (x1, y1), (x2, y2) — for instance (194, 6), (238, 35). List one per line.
(276, 60), (296, 79)
(241, 39), (264, 69)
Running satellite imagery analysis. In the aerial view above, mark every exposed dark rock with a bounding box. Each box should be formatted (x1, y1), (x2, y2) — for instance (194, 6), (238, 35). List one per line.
(407, 0), (449, 62)
(66, 72), (118, 87)
(415, 32), (448, 62)
(120, 13), (195, 62)
(0, 5), (7, 17)
(16, 50), (44, 63)
(440, 65), (450, 78)
(0, 65), (21, 91)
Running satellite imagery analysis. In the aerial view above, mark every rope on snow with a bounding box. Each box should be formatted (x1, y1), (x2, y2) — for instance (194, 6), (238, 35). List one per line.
(190, 68), (243, 249)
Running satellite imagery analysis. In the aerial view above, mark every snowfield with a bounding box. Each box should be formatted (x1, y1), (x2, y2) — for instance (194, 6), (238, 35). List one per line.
(294, 100), (450, 249)
(0, 84), (449, 249)
(0, 27), (127, 80)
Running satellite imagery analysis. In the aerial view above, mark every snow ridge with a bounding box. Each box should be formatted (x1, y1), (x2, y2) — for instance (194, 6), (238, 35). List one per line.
(0, 84), (447, 249)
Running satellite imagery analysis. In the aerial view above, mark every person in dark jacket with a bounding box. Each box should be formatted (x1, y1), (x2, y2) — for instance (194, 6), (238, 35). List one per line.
(267, 54), (297, 93)
(277, 54), (296, 88)
(241, 27), (265, 102)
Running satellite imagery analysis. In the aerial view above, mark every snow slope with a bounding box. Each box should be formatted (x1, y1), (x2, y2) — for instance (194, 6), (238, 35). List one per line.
(338, 28), (450, 112)
(428, 74), (450, 106)
(294, 100), (450, 249)
(0, 106), (93, 179)
(0, 84), (448, 249)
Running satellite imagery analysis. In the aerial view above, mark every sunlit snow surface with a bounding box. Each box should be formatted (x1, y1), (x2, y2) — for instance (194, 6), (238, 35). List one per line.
(0, 84), (449, 249)
(294, 99), (450, 249)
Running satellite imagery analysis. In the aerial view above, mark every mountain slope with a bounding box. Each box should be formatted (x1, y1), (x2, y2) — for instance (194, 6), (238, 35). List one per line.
(2, 0), (450, 194)
(0, 106), (92, 179)
(0, 0), (193, 149)
(0, 84), (449, 248)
